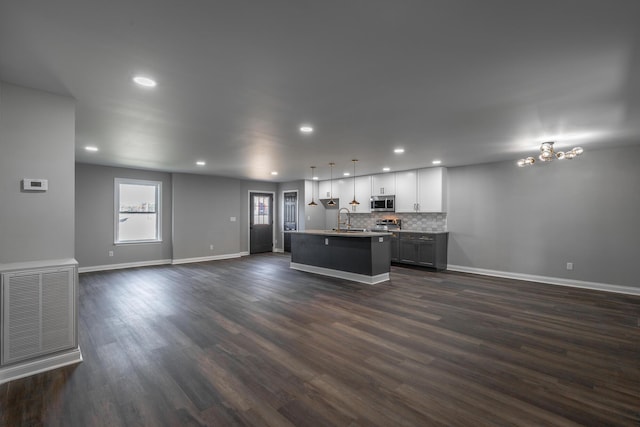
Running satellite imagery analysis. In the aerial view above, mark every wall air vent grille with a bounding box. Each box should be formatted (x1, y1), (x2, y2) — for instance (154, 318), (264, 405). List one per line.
(6, 274), (40, 362)
(2, 267), (75, 366)
(42, 271), (73, 352)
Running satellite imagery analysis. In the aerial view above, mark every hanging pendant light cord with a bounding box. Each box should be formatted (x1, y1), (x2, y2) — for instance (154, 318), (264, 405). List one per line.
(351, 159), (359, 206)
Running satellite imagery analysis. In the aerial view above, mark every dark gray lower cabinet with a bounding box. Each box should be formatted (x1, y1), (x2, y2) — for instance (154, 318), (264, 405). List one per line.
(396, 232), (448, 270)
(390, 232), (399, 262)
(284, 232), (292, 252)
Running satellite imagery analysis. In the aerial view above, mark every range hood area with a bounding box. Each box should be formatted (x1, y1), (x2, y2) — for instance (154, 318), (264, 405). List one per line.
(319, 198), (340, 209)
(319, 199), (339, 209)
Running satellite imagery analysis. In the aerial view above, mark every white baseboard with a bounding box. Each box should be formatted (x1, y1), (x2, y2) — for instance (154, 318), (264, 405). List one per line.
(77, 252), (276, 272)
(290, 262), (389, 285)
(79, 259), (172, 273)
(273, 248), (285, 253)
(447, 264), (640, 296)
(171, 253), (243, 265)
(0, 347), (83, 385)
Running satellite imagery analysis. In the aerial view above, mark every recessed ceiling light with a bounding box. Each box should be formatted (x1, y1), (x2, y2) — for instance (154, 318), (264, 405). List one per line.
(312, 176), (318, 180)
(394, 148), (405, 154)
(133, 75), (157, 88)
(343, 172), (350, 176)
(196, 161), (206, 166)
(271, 171), (278, 176)
(85, 146), (98, 152)
(299, 125), (314, 134)
(432, 160), (442, 165)
(382, 167), (390, 172)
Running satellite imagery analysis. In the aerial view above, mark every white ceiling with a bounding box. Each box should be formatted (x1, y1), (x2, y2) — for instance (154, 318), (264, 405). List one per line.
(1, 1), (639, 182)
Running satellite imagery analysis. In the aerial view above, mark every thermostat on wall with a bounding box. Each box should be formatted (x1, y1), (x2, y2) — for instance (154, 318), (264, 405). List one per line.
(22, 178), (48, 191)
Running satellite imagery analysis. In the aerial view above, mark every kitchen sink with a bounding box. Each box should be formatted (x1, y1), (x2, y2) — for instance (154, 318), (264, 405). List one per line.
(331, 228), (368, 233)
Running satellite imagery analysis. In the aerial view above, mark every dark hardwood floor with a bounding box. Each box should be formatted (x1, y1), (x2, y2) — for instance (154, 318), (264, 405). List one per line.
(1, 253), (639, 426)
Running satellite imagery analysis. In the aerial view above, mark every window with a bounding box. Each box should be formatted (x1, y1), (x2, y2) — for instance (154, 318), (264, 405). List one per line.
(114, 178), (162, 243)
(253, 194), (271, 225)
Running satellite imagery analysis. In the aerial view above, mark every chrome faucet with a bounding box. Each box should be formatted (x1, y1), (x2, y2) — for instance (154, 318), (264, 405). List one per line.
(337, 207), (351, 232)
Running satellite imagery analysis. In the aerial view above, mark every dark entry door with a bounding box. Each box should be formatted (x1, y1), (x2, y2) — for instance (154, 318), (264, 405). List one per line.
(250, 192), (273, 254)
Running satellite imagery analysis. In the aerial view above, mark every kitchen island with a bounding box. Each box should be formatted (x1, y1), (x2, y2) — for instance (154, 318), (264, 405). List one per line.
(288, 230), (392, 284)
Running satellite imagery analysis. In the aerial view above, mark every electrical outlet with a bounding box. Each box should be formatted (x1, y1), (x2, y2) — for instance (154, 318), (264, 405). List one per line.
(210, 244), (214, 250)
(108, 250), (114, 257)
(566, 262), (573, 271)
(325, 238), (329, 245)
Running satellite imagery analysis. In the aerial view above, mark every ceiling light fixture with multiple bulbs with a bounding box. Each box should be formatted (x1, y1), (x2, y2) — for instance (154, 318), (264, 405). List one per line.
(517, 142), (584, 167)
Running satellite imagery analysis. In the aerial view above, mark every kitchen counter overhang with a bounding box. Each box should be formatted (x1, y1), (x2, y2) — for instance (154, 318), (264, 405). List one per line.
(288, 230), (392, 284)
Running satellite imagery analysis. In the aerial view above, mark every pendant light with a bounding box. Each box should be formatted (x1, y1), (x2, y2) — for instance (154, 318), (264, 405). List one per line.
(350, 159), (360, 206)
(308, 166), (318, 206)
(327, 162), (336, 206)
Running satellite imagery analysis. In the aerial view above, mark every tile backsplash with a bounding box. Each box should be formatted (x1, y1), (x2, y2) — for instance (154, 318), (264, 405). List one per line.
(349, 212), (447, 232)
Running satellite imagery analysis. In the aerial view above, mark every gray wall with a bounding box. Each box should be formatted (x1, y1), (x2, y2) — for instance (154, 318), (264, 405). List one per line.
(172, 173), (243, 260)
(75, 167), (280, 266)
(0, 82), (75, 263)
(304, 180), (326, 230)
(447, 144), (640, 288)
(75, 164), (173, 268)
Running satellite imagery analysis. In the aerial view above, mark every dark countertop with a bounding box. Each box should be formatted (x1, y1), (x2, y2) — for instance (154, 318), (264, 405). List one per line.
(287, 229), (391, 237)
(390, 230), (449, 234)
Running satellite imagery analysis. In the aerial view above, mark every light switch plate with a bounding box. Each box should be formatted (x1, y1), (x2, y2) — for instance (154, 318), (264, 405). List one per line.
(22, 178), (48, 191)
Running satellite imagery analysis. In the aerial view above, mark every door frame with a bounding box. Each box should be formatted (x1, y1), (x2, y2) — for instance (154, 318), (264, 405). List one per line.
(247, 190), (276, 254)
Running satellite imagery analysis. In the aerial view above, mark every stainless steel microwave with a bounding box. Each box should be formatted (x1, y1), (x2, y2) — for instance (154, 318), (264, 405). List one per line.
(370, 195), (395, 212)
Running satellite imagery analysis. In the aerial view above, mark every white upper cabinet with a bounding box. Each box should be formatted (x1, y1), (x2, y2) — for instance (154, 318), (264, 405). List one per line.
(395, 167), (447, 213)
(416, 167), (447, 212)
(371, 173), (396, 196)
(319, 179), (341, 200)
(320, 167), (446, 212)
(341, 175), (372, 213)
(395, 170), (418, 212)
(334, 179), (349, 210)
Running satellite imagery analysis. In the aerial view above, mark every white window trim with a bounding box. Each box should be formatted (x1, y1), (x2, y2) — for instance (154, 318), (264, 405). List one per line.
(114, 178), (162, 245)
